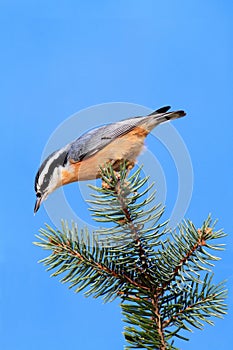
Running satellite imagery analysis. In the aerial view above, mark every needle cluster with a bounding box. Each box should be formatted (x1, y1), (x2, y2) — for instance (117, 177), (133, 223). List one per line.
(35, 163), (227, 349)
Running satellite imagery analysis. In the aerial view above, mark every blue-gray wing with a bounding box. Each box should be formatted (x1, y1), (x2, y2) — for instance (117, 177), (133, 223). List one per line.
(66, 106), (183, 163)
(67, 117), (146, 162)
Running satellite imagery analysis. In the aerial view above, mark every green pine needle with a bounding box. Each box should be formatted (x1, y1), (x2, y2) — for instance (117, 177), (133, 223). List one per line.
(34, 162), (227, 349)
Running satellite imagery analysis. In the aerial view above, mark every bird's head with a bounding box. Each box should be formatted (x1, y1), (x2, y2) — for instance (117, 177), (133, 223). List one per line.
(34, 147), (69, 213)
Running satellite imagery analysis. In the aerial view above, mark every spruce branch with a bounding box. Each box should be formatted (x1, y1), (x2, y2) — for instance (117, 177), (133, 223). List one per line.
(35, 222), (150, 300)
(35, 162), (227, 349)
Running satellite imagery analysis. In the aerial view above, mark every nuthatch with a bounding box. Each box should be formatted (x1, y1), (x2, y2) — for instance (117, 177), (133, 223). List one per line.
(34, 106), (186, 213)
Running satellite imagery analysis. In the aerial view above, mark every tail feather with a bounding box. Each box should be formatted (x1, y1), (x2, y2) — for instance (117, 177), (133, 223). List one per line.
(163, 110), (186, 120)
(141, 106), (186, 131)
(148, 106), (171, 115)
(148, 106), (186, 122)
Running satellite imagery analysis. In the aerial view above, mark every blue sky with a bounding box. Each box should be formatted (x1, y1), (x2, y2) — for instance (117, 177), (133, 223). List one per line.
(1, 1), (233, 349)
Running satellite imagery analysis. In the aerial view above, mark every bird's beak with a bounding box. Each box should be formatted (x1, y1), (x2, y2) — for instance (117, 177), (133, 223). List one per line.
(34, 196), (42, 214)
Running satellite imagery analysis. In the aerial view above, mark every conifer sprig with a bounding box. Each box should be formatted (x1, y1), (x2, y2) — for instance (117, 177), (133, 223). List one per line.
(35, 162), (227, 349)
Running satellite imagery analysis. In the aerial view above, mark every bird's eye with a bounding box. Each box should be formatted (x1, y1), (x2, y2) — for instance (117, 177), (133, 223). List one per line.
(37, 192), (42, 198)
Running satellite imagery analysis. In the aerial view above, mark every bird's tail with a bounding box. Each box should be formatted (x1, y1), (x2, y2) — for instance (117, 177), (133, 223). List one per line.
(142, 106), (186, 131)
(148, 106), (186, 121)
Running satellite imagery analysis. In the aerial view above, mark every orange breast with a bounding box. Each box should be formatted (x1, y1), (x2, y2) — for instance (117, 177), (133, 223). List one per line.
(61, 126), (148, 184)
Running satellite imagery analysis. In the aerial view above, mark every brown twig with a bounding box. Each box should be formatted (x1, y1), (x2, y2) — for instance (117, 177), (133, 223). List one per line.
(49, 239), (151, 292)
(157, 229), (208, 296)
(115, 180), (150, 271)
(152, 293), (167, 350)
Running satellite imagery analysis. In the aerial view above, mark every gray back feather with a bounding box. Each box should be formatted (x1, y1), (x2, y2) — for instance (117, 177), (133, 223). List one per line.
(67, 106), (185, 163)
(67, 116), (146, 162)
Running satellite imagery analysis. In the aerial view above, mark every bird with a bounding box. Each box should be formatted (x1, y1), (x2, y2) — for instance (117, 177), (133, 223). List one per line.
(34, 106), (186, 213)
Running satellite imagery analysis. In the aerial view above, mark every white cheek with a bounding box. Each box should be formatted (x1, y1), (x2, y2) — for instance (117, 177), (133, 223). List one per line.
(47, 166), (63, 194)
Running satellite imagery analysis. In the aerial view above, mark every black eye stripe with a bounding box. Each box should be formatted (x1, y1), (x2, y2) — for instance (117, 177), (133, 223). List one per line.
(34, 150), (57, 192)
(37, 192), (41, 198)
(35, 149), (68, 194)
